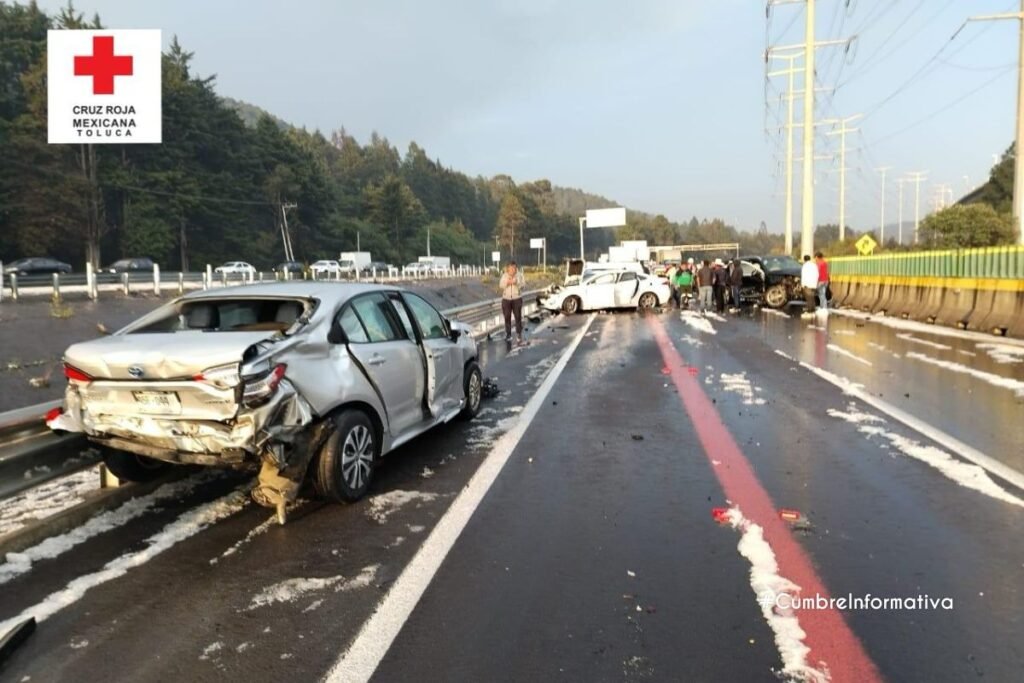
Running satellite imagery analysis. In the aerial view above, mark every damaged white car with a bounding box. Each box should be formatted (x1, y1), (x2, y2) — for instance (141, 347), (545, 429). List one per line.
(539, 269), (670, 315)
(48, 283), (483, 522)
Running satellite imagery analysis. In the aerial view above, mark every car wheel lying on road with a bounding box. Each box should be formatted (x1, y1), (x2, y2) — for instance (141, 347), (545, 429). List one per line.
(562, 296), (581, 315)
(313, 410), (378, 503)
(638, 292), (657, 309)
(459, 361), (483, 421)
(100, 447), (169, 483)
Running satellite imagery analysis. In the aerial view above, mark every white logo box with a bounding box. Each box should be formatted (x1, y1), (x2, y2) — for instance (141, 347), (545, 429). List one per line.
(48, 29), (162, 144)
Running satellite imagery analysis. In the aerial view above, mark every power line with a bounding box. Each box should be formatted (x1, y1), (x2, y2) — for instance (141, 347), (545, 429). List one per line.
(863, 67), (1014, 147)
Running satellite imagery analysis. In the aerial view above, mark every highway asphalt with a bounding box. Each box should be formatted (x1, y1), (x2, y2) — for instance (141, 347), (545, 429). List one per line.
(0, 305), (1021, 682)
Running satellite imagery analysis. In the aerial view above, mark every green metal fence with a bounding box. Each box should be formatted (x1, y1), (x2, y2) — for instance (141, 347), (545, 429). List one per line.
(829, 246), (1024, 279)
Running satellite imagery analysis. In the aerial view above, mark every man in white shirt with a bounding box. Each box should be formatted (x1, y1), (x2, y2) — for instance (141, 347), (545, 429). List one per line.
(800, 254), (819, 317)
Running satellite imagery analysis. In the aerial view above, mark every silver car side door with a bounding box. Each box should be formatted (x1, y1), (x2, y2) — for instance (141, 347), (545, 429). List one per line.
(339, 295), (425, 437)
(400, 292), (463, 417)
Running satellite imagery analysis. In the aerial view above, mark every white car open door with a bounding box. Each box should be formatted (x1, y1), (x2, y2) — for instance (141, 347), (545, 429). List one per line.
(613, 271), (642, 307)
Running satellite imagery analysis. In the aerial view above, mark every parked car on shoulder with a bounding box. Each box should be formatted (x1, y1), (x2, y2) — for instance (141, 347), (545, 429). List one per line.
(403, 262), (431, 275)
(540, 269), (670, 314)
(48, 282), (483, 523)
(105, 257), (155, 273)
(311, 260), (343, 278)
(361, 261), (392, 276)
(3, 257), (72, 277)
(273, 261), (305, 275)
(215, 261), (257, 277)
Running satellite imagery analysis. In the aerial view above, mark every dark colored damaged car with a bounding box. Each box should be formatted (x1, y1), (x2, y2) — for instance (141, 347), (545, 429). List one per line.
(48, 282), (483, 522)
(741, 255), (804, 308)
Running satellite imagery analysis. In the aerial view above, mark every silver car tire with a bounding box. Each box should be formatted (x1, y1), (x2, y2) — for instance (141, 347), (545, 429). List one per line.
(638, 292), (657, 310)
(765, 284), (788, 309)
(562, 296), (581, 315)
(459, 362), (483, 421)
(313, 410), (378, 503)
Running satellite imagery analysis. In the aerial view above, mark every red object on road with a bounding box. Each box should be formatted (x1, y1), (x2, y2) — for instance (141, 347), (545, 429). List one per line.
(44, 407), (62, 424)
(711, 507), (729, 524)
(779, 508), (804, 522)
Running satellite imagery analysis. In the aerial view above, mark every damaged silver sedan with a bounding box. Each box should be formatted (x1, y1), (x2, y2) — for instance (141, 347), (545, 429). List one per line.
(48, 283), (483, 522)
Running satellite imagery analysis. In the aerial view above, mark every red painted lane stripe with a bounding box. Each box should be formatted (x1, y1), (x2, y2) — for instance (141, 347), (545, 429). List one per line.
(649, 318), (882, 683)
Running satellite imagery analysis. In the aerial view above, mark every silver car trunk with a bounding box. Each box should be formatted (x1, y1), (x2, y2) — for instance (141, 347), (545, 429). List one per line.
(66, 331), (277, 423)
(64, 330), (274, 380)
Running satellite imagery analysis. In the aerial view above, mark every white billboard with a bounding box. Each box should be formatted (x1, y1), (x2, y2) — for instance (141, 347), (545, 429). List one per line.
(585, 207), (627, 229)
(491, 251), (501, 263)
(529, 238), (545, 249)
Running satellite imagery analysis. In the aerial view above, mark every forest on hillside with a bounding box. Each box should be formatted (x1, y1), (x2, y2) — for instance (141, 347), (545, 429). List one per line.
(0, 1), (785, 271)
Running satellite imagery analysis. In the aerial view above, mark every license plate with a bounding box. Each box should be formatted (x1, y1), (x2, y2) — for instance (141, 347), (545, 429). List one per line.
(132, 391), (181, 415)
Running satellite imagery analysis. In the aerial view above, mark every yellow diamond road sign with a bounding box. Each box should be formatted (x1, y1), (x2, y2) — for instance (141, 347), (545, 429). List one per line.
(856, 234), (877, 255)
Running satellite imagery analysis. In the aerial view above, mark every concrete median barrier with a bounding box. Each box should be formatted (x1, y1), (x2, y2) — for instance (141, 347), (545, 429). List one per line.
(969, 282), (1024, 336)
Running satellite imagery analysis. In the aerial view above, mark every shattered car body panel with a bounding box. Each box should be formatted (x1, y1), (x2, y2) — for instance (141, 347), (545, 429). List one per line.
(51, 282), (480, 519)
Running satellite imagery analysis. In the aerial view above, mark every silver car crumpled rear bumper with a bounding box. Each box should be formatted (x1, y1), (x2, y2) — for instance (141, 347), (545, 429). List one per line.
(57, 379), (315, 468)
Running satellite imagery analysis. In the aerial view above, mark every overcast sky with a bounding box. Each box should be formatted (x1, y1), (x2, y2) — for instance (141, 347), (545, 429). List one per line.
(38, 0), (1021, 235)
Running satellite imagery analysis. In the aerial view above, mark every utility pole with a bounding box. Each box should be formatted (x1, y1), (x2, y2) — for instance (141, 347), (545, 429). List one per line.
(767, 52), (804, 255)
(802, 0), (816, 258)
(963, 2), (1024, 244)
(897, 178), (906, 245)
(875, 166), (891, 243)
(767, 0), (853, 256)
(906, 171), (928, 244)
(823, 114), (863, 242)
(427, 224), (431, 258)
(280, 202), (297, 261)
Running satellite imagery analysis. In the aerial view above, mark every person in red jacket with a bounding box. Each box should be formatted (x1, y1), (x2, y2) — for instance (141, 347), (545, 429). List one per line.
(815, 252), (830, 311)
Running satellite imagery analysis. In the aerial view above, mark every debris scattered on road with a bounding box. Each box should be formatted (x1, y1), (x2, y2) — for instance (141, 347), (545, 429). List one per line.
(482, 377), (501, 399)
(631, 434), (644, 441)
(711, 507), (729, 524)
(420, 467), (434, 479)
(627, 570), (636, 577)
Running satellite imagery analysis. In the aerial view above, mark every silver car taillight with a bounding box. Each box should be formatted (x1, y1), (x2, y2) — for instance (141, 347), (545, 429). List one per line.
(193, 363), (240, 389)
(241, 363), (287, 407)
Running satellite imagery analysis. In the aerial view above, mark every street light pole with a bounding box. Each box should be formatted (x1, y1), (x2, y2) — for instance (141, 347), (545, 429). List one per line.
(875, 167), (891, 243)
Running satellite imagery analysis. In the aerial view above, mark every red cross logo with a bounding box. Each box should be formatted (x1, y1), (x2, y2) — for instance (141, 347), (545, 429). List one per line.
(74, 36), (133, 95)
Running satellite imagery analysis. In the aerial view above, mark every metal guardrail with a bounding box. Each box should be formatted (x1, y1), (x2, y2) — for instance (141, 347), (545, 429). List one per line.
(0, 291), (545, 504)
(0, 265), (496, 301)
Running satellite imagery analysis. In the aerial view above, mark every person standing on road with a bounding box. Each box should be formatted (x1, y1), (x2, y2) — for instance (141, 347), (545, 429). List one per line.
(728, 258), (743, 313)
(815, 251), (830, 312)
(696, 260), (714, 314)
(712, 258), (728, 314)
(800, 255), (818, 317)
(666, 262), (679, 308)
(499, 261), (525, 342)
(675, 265), (694, 309)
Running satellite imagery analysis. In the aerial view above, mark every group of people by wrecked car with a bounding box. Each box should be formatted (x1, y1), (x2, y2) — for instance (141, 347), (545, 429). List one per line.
(666, 258), (744, 316)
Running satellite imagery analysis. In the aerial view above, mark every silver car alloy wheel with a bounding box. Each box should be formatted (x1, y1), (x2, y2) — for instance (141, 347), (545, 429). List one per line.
(468, 371), (482, 411)
(341, 424), (373, 489)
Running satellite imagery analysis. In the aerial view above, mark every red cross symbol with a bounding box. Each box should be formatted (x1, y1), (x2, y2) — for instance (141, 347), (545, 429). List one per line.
(74, 36), (133, 95)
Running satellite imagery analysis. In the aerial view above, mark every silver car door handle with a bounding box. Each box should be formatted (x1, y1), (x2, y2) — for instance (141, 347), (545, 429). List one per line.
(367, 355), (387, 366)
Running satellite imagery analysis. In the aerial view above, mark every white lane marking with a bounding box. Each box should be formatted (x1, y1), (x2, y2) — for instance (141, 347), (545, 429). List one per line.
(761, 308), (789, 319)
(904, 352), (1024, 398)
(826, 343), (873, 367)
(210, 512), (278, 565)
(724, 507), (829, 683)
(0, 490), (248, 635)
(776, 351), (1024, 492)
(324, 314), (597, 683)
(828, 405), (1024, 508)
(895, 333), (952, 351)
(1, 474), (213, 584)
(830, 309), (1024, 347)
